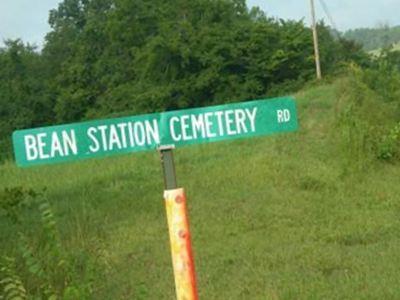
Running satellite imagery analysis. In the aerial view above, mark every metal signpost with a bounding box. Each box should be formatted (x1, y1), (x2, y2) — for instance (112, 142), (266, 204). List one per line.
(160, 145), (199, 299)
(12, 96), (299, 300)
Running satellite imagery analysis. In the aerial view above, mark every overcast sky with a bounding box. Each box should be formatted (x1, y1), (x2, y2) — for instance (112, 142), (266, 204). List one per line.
(248, 0), (400, 31)
(1, 0), (400, 48)
(0, 0), (61, 47)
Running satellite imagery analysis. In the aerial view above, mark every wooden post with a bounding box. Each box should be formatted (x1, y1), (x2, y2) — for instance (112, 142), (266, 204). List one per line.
(310, 0), (322, 80)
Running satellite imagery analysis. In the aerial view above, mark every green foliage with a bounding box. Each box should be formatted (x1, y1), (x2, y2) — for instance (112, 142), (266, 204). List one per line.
(46, 2), (364, 121)
(0, 0), (368, 149)
(21, 197), (97, 299)
(0, 40), (56, 160)
(0, 193), (103, 299)
(361, 49), (400, 103)
(2, 79), (400, 298)
(0, 187), (40, 224)
(317, 23), (370, 73)
(0, 257), (27, 300)
(379, 122), (400, 160)
(358, 50), (400, 160)
(344, 25), (400, 51)
(333, 62), (400, 170)
(1, 3), (400, 297)
(334, 75), (382, 172)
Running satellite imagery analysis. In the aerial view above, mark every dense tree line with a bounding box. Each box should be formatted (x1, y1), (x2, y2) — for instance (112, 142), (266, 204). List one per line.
(344, 25), (400, 51)
(0, 0), (366, 158)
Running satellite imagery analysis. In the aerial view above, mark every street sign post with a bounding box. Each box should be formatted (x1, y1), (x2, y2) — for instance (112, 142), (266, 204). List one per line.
(160, 145), (199, 299)
(13, 97), (298, 168)
(12, 96), (298, 300)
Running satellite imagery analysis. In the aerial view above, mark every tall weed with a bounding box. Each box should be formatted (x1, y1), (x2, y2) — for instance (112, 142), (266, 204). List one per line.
(1, 193), (104, 299)
(334, 64), (398, 173)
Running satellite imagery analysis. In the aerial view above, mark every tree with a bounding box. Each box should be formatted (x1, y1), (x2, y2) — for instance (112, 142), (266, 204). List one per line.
(0, 40), (54, 156)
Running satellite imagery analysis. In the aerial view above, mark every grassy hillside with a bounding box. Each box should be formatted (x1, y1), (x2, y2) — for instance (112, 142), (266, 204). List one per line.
(1, 80), (400, 299)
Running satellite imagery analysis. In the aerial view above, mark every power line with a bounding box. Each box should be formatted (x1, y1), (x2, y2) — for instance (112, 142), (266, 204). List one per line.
(318, 0), (338, 31)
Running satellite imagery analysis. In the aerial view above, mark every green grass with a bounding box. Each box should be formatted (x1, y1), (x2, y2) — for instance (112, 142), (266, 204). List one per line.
(1, 80), (400, 299)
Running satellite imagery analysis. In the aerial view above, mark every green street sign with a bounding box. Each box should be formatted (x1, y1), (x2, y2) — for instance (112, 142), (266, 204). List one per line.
(12, 97), (298, 167)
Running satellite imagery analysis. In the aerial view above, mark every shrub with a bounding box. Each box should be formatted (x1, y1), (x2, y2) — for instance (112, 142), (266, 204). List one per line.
(1, 194), (103, 299)
(334, 64), (399, 171)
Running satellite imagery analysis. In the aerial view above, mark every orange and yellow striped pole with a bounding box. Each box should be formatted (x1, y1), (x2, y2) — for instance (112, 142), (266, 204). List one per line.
(164, 188), (198, 300)
(159, 146), (198, 300)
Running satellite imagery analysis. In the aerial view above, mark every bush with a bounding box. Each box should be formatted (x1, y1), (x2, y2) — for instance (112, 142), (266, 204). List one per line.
(334, 64), (400, 171)
(1, 192), (105, 299)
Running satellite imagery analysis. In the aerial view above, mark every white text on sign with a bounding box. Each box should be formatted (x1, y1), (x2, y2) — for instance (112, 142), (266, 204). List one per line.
(277, 109), (291, 123)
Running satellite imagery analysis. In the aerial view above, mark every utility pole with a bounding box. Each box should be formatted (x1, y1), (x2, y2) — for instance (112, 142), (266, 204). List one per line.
(310, 0), (322, 80)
